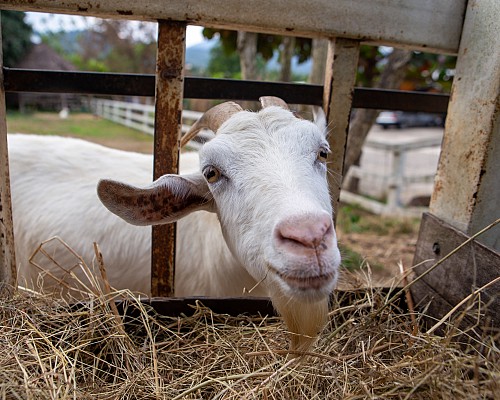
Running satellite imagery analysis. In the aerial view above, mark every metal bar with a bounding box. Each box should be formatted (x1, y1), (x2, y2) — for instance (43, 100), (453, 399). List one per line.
(429, 0), (500, 250)
(0, 0), (466, 53)
(151, 21), (186, 297)
(3, 68), (450, 113)
(0, 22), (16, 291)
(352, 87), (449, 114)
(323, 38), (360, 219)
(113, 287), (406, 318)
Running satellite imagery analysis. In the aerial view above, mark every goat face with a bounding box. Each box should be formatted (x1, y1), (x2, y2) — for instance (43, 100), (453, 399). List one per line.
(97, 98), (341, 350)
(198, 106), (340, 302)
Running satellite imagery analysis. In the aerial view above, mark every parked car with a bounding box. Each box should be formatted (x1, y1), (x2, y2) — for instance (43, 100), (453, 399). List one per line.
(376, 111), (444, 129)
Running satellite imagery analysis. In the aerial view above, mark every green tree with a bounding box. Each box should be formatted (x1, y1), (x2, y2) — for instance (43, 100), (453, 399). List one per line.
(1, 11), (33, 66)
(206, 42), (241, 78)
(78, 19), (157, 73)
(203, 28), (311, 82)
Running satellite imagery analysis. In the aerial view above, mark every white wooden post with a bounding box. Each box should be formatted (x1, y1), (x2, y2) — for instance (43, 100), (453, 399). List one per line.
(429, 0), (500, 250)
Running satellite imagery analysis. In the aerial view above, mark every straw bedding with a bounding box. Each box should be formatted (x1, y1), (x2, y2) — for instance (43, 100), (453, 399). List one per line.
(0, 241), (498, 399)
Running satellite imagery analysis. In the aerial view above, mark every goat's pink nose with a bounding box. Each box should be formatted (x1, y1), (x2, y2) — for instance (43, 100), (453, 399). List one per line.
(275, 212), (333, 252)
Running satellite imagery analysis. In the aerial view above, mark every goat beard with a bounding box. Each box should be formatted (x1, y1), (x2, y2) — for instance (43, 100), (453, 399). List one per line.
(271, 293), (329, 353)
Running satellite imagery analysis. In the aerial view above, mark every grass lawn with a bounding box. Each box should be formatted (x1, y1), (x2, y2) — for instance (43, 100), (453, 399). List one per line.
(7, 111), (154, 153)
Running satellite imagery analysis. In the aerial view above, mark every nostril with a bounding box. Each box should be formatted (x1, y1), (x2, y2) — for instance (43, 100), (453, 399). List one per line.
(275, 213), (333, 250)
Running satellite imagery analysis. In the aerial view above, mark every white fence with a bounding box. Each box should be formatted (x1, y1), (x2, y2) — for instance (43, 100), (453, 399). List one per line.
(90, 98), (203, 136)
(341, 135), (442, 216)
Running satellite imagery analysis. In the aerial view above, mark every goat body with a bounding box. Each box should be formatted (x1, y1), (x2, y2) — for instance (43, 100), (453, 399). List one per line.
(9, 134), (259, 297)
(10, 99), (341, 350)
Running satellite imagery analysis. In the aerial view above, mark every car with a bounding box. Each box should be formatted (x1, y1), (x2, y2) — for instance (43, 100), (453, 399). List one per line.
(376, 111), (444, 129)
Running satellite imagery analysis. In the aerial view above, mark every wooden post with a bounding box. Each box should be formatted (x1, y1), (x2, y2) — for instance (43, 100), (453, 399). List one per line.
(151, 20), (186, 297)
(0, 17), (16, 290)
(322, 38), (360, 219)
(412, 0), (500, 334)
(428, 0), (500, 251)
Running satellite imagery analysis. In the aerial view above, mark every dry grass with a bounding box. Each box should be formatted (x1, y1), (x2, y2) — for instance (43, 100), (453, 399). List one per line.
(0, 240), (499, 399)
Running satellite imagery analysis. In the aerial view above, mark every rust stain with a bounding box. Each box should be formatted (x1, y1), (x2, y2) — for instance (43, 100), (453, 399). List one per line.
(116, 9), (133, 16)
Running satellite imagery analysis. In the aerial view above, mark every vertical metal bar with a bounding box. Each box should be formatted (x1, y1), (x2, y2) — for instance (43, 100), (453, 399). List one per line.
(322, 38), (360, 220)
(0, 16), (16, 291)
(429, 0), (500, 250)
(151, 20), (186, 297)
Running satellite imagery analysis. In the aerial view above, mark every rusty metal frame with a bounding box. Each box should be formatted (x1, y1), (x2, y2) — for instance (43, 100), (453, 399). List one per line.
(0, 2), (497, 332)
(0, 21), (15, 290)
(323, 38), (360, 217)
(151, 21), (186, 297)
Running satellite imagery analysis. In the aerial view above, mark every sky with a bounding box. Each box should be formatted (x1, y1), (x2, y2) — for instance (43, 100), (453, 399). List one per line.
(24, 12), (206, 47)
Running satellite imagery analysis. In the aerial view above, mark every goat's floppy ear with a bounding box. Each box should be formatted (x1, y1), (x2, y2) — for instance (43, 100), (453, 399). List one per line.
(97, 173), (213, 226)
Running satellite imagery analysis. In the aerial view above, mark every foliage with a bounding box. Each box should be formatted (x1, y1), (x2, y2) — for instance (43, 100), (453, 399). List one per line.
(1, 11), (33, 67)
(206, 42), (242, 78)
(355, 45), (456, 92)
(40, 19), (157, 73)
(203, 28), (311, 81)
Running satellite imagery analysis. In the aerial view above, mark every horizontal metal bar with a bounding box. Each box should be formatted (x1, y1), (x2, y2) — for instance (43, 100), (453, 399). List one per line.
(4, 68), (450, 113)
(0, 0), (466, 53)
(4, 68), (156, 97)
(113, 288), (406, 318)
(352, 88), (449, 114)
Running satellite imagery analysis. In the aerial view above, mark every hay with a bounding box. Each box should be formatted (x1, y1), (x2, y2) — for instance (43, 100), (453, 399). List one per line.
(0, 241), (499, 399)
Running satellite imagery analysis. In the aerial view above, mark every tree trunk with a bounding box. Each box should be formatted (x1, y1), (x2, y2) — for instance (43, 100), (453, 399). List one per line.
(343, 48), (413, 175)
(236, 31), (258, 80)
(308, 38), (328, 84)
(279, 36), (295, 82)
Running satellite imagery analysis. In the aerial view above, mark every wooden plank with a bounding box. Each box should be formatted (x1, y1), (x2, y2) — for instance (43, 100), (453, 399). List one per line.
(151, 21), (186, 297)
(0, 22), (16, 291)
(412, 213), (500, 332)
(0, 0), (465, 53)
(323, 38), (360, 219)
(429, 0), (500, 251)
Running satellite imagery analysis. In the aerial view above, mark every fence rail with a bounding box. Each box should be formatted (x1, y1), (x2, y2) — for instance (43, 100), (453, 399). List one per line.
(90, 98), (203, 136)
(342, 135), (442, 216)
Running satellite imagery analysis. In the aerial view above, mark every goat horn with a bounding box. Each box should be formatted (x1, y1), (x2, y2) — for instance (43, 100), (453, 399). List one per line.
(180, 101), (243, 147)
(259, 96), (290, 110)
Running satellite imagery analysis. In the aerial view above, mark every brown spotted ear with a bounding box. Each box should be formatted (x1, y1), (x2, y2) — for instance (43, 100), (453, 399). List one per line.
(97, 173), (213, 226)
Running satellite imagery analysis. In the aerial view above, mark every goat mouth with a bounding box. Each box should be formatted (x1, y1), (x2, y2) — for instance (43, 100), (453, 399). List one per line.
(281, 273), (335, 291)
(267, 265), (335, 291)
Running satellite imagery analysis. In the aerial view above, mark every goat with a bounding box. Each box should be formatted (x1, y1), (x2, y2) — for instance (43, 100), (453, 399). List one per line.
(98, 97), (341, 350)
(9, 97), (340, 350)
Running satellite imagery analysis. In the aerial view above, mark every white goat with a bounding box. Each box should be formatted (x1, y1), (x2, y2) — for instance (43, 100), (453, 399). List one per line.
(9, 97), (341, 350)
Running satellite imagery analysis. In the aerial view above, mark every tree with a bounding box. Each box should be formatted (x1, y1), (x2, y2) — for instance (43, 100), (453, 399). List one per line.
(76, 19), (157, 73)
(203, 28), (311, 82)
(345, 48), (413, 175)
(206, 41), (241, 78)
(1, 11), (32, 67)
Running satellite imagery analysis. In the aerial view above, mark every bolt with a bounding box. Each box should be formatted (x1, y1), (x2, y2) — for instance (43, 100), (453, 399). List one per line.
(432, 242), (440, 255)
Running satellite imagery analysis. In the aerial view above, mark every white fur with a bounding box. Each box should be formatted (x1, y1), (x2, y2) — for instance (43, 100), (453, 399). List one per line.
(9, 105), (341, 350)
(8, 134), (259, 297)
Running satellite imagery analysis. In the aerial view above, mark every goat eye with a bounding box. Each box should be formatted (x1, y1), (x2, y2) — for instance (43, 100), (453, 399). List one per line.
(203, 166), (221, 183)
(317, 149), (329, 162)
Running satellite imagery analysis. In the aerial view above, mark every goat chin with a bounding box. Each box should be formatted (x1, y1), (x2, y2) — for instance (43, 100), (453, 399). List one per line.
(271, 293), (329, 353)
